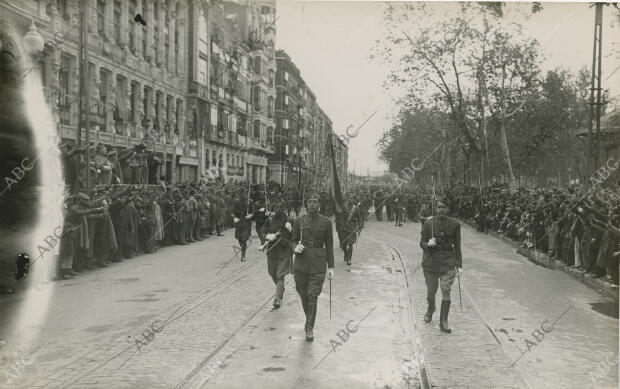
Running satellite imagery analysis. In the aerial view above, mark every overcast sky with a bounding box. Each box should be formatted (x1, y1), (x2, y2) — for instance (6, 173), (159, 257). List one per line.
(275, 1), (620, 176)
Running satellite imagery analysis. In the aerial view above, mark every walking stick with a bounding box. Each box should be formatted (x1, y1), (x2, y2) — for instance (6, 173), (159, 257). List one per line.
(329, 278), (332, 320)
(453, 245), (462, 311)
(456, 268), (462, 311)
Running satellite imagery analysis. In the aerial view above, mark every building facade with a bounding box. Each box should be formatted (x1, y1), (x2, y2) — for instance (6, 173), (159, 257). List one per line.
(1, 0), (344, 186)
(1, 0), (192, 183)
(270, 49), (345, 189)
(186, 0), (276, 184)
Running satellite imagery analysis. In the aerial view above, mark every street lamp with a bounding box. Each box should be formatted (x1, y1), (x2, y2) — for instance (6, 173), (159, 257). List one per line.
(23, 21), (44, 55)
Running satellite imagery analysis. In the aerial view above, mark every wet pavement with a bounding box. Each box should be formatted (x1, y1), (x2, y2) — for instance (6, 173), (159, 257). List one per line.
(0, 216), (617, 388)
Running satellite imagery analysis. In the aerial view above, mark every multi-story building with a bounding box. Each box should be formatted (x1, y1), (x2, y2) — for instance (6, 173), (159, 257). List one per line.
(1, 0), (191, 182)
(270, 49), (345, 189)
(1, 1), (342, 186)
(186, 0), (275, 184)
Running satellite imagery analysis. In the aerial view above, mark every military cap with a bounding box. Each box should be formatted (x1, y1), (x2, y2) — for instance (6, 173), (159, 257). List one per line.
(306, 192), (320, 201)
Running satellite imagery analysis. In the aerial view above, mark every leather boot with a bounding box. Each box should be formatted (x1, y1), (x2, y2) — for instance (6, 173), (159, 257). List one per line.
(424, 298), (435, 323)
(305, 299), (317, 342)
(273, 279), (284, 308)
(439, 300), (451, 333)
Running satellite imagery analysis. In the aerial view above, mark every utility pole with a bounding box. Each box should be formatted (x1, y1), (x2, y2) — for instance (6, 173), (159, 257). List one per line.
(588, 3), (604, 178)
(78, 0), (91, 195)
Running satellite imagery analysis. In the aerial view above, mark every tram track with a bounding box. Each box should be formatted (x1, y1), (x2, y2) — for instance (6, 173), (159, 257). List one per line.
(32, 243), (273, 388)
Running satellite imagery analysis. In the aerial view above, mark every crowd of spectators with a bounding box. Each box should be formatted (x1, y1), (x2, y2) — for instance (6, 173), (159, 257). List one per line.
(447, 182), (620, 285)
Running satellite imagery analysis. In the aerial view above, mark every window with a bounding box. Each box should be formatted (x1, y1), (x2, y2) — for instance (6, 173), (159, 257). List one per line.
(253, 86), (261, 111)
(253, 120), (260, 138)
(164, 6), (170, 65)
(282, 118), (289, 129)
(210, 106), (218, 126)
(198, 8), (208, 54)
(153, 6), (159, 60)
(254, 57), (262, 75)
(113, 1), (121, 43)
(128, 0), (137, 51)
(267, 96), (274, 117)
(198, 56), (208, 85)
(261, 6), (273, 24)
(284, 71), (289, 81)
(97, 0), (106, 35)
(231, 114), (237, 133)
(58, 60), (70, 123)
(284, 94), (289, 106)
(267, 126), (274, 143)
(130, 83), (137, 122)
(57, 0), (69, 20)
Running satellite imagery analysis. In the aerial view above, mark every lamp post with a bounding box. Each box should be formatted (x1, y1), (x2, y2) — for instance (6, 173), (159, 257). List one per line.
(22, 21), (44, 55)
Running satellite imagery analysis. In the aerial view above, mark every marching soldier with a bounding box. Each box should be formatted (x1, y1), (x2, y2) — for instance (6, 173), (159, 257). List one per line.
(394, 194), (403, 227)
(291, 193), (335, 342)
(342, 197), (361, 265)
(261, 198), (294, 308)
(420, 197), (463, 333)
(386, 192), (395, 222)
(232, 191), (253, 262)
(254, 197), (269, 245)
(373, 189), (384, 221)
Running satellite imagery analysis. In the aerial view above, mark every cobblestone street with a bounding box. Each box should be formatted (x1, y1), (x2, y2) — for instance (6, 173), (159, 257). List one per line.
(1, 216), (616, 389)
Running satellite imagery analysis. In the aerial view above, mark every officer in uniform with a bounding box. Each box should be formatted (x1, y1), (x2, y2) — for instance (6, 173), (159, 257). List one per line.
(291, 192), (335, 341)
(420, 197), (463, 333)
(261, 198), (294, 308)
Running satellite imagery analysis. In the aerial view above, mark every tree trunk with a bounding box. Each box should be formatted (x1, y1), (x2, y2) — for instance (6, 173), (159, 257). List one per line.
(499, 63), (517, 193)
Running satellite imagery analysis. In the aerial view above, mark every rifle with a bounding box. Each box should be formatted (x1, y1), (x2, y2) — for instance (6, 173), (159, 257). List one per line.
(246, 181), (251, 215)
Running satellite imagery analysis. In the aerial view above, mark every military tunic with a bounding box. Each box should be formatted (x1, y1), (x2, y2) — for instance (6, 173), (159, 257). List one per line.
(420, 215), (463, 273)
(291, 212), (335, 331)
(261, 213), (294, 283)
(291, 214), (335, 274)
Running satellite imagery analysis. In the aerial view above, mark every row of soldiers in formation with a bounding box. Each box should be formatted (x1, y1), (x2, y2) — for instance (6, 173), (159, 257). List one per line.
(51, 180), (307, 280)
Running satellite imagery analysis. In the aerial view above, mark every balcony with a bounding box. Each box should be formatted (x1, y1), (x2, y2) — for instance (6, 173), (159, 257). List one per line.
(58, 126), (180, 155)
(234, 96), (248, 112)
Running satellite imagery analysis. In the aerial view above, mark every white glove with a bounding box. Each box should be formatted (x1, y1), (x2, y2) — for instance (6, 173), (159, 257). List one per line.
(266, 233), (277, 241)
(456, 267), (463, 277)
(294, 243), (304, 254)
(428, 238), (437, 247)
(265, 211), (271, 216)
(245, 214), (252, 220)
(234, 217), (240, 223)
(327, 268), (334, 280)
(259, 207), (265, 212)
(285, 222), (292, 232)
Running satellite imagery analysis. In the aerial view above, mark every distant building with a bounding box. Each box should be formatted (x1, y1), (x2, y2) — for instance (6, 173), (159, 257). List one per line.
(270, 49), (345, 188)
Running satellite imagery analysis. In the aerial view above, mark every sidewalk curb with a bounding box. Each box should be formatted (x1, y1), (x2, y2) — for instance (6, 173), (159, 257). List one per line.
(462, 220), (619, 303)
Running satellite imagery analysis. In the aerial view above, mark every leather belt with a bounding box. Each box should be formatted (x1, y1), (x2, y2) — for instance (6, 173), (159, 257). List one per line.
(304, 241), (323, 248)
